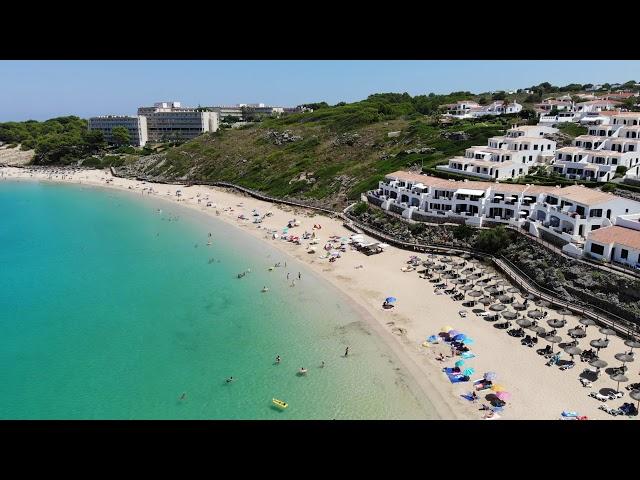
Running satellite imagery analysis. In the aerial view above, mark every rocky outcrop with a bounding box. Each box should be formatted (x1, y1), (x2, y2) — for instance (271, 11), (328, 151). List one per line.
(264, 130), (302, 145)
(441, 131), (470, 141)
(0, 144), (34, 166)
(333, 132), (361, 146)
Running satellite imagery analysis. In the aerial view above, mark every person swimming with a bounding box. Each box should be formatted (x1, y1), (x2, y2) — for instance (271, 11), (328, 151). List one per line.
(225, 376), (234, 383)
(179, 392), (187, 401)
(275, 355), (281, 364)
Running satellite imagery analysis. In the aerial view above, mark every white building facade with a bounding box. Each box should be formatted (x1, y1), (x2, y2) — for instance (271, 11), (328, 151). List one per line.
(138, 102), (219, 142)
(87, 115), (148, 147)
(436, 125), (557, 180)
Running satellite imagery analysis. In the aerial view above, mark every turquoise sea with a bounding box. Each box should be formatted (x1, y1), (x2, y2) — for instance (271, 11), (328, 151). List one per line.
(0, 181), (435, 419)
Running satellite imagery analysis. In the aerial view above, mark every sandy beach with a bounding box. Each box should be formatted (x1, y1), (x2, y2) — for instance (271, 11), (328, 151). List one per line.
(3, 165), (639, 420)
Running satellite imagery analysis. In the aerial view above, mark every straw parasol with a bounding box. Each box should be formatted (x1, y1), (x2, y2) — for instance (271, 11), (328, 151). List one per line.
(579, 318), (596, 328)
(512, 302), (527, 311)
(485, 286), (499, 295)
(489, 303), (506, 312)
(558, 308), (572, 320)
(545, 335), (562, 352)
(610, 373), (629, 393)
(568, 327), (587, 339)
(599, 327), (617, 340)
(498, 294), (512, 304)
(614, 353), (634, 371)
(460, 284), (474, 292)
(589, 359), (607, 370)
(439, 257), (452, 263)
(536, 299), (551, 308)
(467, 290), (482, 298)
(461, 253), (472, 260)
(523, 293), (536, 301)
(564, 346), (582, 359)
(527, 310), (544, 319)
(531, 325), (546, 337)
(502, 311), (518, 320)
(507, 287), (520, 294)
(625, 339), (640, 352)
(590, 339), (609, 351)
(547, 319), (566, 329)
(516, 318), (533, 328)
(630, 390), (640, 409)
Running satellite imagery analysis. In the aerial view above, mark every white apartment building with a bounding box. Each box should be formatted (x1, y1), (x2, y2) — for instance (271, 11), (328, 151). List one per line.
(584, 214), (640, 269)
(211, 103), (286, 121)
(367, 170), (640, 259)
(443, 100), (522, 119)
(436, 125), (557, 180)
(551, 113), (640, 182)
(138, 102), (219, 142)
(87, 115), (148, 147)
(538, 98), (621, 125)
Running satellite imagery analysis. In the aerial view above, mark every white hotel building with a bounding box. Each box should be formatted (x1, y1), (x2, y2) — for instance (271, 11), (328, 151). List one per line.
(367, 170), (640, 265)
(551, 112), (640, 182)
(87, 115), (148, 147)
(443, 100), (522, 119)
(436, 125), (557, 180)
(137, 102), (219, 142)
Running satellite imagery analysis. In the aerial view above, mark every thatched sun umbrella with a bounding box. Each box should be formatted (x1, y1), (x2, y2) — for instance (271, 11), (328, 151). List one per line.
(579, 318), (596, 329)
(625, 339), (640, 354)
(502, 311), (518, 320)
(467, 290), (482, 299)
(568, 327), (587, 339)
(479, 296), (493, 310)
(512, 302), (527, 311)
(558, 308), (572, 320)
(547, 319), (566, 329)
(614, 352), (634, 372)
(599, 327), (617, 340)
(590, 338), (609, 351)
(630, 390), (640, 410)
(531, 325), (546, 338)
(489, 303), (506, 312)
(527, 310), (544, 320)
(610, 373), (629, 394)
(516, 318), (533, 328)
(545, 335), (562, 353)
(589, 358), (607, 372)
(507, 287), (520, 294)
(564, 346), (582, 360)
(498, 294), (512, 304)
(536, 299), (551, 308)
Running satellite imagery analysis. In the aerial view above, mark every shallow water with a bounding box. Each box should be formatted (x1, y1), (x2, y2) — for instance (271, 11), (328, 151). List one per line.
(0, 181), (436, 419)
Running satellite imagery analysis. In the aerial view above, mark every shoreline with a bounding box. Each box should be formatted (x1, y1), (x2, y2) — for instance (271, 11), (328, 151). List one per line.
(3, 166), (637, 420)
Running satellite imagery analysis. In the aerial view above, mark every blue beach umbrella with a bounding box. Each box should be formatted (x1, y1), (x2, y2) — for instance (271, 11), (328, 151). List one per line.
(455, 360), (465, 368)
(427, 335), (439, 343)
(463, 368), (475, 377)
(453, 334), (467, 341)
(385, 297), (397, 303)
(462, 338), (475, 345)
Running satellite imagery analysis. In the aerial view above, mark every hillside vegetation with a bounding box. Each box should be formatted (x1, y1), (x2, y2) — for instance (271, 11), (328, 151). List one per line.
(118, 93), (533, 207)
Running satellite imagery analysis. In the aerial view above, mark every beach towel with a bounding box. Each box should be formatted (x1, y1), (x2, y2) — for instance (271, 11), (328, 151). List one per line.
(561, 410), (578, 417)
(443, 368), (469, 384)
(460, 393), (475, 402)
(460, 352), (476, 359)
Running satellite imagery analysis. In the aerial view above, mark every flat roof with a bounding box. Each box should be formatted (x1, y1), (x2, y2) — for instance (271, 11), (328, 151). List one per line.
(588, 225), (640, 251)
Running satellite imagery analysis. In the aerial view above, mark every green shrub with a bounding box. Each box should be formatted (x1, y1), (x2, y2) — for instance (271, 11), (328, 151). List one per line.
(474, 226), (512, 254)
(453, 224), (475, 240)
(352, 201), (369, 215)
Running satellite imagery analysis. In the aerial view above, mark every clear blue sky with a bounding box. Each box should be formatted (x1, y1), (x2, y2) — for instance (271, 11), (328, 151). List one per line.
(1, 60), (640, 122)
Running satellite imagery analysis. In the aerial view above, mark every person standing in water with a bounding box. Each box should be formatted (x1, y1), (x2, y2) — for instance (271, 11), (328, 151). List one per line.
(320, 361), (325, 368)
(298, 272), (301, 280)
(344, 346), (350, 357)
(226, 376), (234, 383)
(275, 355), (281, 364)
(179, 392), (187, 401)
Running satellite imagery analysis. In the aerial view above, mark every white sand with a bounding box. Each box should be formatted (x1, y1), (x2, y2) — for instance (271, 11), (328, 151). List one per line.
(3, 166), (639, 420)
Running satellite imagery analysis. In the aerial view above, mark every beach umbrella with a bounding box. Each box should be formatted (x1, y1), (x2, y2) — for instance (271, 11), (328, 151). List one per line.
(625, 339), (640, 352)
(460, 284), (474, 291)
(507, 287), (520, 294)
(568, 327), (587, 339)
(599, 327), (617, 339)
(443, 273), (456, 280)
(479, 297), (492, 310)
(440, 325), (454, 333)
(440, 257), (452, 263)
(422, 260), (436, 267)
(467, 290), (482, 298)
(579, 318), (596, 328)
(531, 326), (546, 337)
(498, 294), (512, 304)
(547, 319), (566, 329)
(485, 286), (499, 295)
(453, 334), (467, 342)
(558, 308), (572, 320)
(463, 368), (475, 377)
(385, 297), (397, 303)
(491, 384), (506, 392)
(461, 253), (472, 260)
(489, 303), (506, 312)
(454, 360), (465, 368)
(496, 391), (511, 402)
(564, 346), (582, 359)
(468, 273), (482, 280)
(630, 389), (640, 409)
(484, 372), (497, 381)
(528, 310), (544, 319)
(589, 359), (608, 370)
(448, 330), (461, 337)
(512, 302), (527, 311)
(611, 373), (629, 393)
(590, 339), (609, 351)
(516, 318), (533, 328)
(523, 293), (536, 301)
(536, 299), (551, 308)
(451, 278), (465, 285)
(615, 353), (634, 371)
(546, 335), (562, 352)
(427, 335), (439, 343)
(462, 338), (475, 345)
(502, 311), (518, 320)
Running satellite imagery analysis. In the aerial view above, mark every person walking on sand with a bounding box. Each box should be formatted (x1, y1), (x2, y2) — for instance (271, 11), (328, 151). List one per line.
(344, 346), (350, 357)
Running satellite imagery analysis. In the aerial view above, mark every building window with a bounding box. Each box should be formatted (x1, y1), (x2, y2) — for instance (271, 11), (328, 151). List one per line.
(621, 249), (629, 259)
(590, 243), (604, 255)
